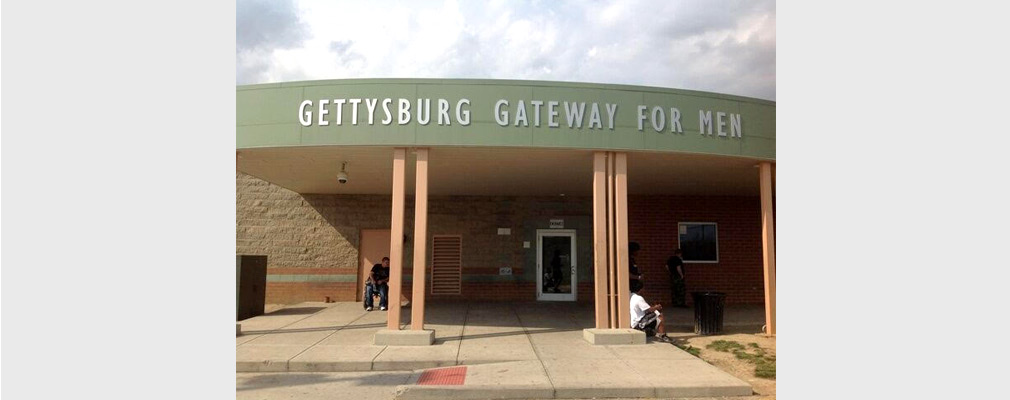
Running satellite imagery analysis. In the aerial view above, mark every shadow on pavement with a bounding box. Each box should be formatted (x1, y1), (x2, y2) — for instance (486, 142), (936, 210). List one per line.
(263, 306), (327, 316)
(237, 372), (413, 391)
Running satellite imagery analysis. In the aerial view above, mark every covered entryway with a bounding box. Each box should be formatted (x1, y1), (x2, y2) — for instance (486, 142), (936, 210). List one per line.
(238, 146), (775, 335)
(237, 78), (777, 338)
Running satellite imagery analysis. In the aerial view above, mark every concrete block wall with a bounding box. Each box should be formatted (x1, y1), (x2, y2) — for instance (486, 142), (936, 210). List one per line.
(237, 172), (767, 305)
(238, 172), (594, 304)
(238, 172), (394, 303)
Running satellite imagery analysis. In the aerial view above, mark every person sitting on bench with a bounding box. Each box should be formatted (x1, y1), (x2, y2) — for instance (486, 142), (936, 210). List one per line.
(365, 257), (390, 311)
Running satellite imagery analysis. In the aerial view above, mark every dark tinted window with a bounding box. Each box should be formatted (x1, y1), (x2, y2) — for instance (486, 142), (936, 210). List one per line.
(679, 223), (718, 262)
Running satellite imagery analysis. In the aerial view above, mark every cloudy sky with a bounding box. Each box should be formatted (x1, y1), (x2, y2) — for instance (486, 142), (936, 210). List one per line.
(237, 0), (775, 100)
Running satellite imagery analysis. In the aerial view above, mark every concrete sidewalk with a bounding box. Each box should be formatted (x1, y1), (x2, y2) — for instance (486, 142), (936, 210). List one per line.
(237, 302), (758, 399)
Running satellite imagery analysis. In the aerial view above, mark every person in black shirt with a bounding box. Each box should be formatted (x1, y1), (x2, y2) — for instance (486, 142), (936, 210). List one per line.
(666, 249), (687, 307)
(629, 242), (643, 288)
(365, 257), (390, 311)
(548, 249), (564, 293)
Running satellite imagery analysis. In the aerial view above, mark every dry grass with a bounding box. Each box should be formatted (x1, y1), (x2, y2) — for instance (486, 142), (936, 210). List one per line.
(669, 328), (776, 400)
(705, 339), (776, 379)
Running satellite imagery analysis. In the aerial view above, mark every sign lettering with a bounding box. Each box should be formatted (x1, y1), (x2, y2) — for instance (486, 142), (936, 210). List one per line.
(298, 97), (742, 138)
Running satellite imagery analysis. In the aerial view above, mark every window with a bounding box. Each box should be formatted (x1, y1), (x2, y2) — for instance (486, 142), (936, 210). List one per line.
(678, 223), (718, 263)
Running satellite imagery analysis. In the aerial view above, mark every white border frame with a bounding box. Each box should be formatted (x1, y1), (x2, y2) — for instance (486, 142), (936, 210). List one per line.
(677, 222), (719, 263)
(536, 229), (578, 301)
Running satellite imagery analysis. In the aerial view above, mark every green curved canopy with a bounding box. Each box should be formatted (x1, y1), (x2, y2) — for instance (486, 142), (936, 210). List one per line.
(238, 79), (774, 161)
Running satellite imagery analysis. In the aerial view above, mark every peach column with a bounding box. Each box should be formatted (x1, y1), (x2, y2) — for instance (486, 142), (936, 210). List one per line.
(759, 162), (776, 336)
(607, 152), (618, 328)
(387, 148), (406, 330)
(410, 149), (429, 330)
(614, 152), (631, 329)
(592, 152), (609, 329)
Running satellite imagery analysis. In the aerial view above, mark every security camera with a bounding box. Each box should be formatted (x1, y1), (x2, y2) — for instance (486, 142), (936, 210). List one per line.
(337, 162), (349, 184)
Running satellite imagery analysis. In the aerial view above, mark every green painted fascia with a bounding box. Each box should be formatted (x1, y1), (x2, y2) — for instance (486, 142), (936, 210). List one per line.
(238, 79), (774, 160)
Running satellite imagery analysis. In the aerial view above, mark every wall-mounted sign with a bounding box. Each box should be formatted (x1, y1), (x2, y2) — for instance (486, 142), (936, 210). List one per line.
(550, 219), (564, 229)
(497, 228), (511, 235)
(297, 97), (744, 138)
(499, 267), (512, 276)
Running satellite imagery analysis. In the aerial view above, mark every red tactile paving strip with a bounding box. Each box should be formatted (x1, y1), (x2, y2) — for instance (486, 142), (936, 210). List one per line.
(416, 366), (467, 385)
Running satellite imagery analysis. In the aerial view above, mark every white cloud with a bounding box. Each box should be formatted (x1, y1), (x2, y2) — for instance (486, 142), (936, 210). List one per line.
(237, 0), (775, 100)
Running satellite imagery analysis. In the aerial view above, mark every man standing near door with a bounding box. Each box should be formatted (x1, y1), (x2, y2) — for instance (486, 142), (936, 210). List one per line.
(666, 248), (687, 307)
(365, 257), (390, 311)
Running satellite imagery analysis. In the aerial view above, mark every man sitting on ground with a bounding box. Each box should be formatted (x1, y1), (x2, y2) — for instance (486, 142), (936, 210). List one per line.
(365, 257), (390, 311)
(630, 280), (673, 343)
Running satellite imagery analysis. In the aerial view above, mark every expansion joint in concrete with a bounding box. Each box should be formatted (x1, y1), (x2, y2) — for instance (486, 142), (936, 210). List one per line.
(370, 345), (390, 371)
(290, 311), (372, 362)
(513, 308), (558, 398)
(239, 308), (329, 347)
(453, 303), (470, 365)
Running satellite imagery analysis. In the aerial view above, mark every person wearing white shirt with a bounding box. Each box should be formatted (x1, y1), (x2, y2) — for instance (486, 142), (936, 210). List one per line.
(630, 280), (672, 343)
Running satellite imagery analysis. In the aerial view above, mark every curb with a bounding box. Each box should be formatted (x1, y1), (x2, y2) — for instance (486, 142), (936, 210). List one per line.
(236, 359), (524, 373)
(395, 385), (554, 400)
(393, 383), (751, 399)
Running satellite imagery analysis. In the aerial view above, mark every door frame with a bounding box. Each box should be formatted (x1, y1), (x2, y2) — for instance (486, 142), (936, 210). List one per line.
(357, 229), (391, 302)
(536, 229), (577, 301)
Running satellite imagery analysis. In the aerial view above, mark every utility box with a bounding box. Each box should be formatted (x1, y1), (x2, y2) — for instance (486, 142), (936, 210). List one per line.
(237, 255), (268, 321)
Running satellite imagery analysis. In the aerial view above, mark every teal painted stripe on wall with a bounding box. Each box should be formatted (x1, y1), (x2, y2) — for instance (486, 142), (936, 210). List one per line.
(462, 275), (534, 283)
(266, 274), (552, 284)
(267, 274), (358, 283)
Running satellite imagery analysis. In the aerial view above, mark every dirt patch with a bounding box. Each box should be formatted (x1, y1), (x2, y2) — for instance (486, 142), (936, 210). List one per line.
(669, 328), (776, 400)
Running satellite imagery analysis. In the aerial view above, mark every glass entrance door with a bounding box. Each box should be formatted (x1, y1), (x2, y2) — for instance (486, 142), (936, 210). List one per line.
(537, 229), (577, 301)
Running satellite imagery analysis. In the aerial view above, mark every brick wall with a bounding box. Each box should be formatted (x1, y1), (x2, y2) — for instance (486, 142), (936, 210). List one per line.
(266, 282), (359, 304)
(238, 172), (768, 305)
(628, 196), (766, 305)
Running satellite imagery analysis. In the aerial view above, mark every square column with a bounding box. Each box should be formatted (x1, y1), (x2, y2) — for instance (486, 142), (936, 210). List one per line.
(759, 162), (776, 336)
(377, 148), (434, 345)
(614, 153), (631, 329)
(607, 153), (618, 329)
(410, 149), (429, 330)
(592, 152), (609, 329)
(586, 152), (639, 343)
(387, 148), (406, 330)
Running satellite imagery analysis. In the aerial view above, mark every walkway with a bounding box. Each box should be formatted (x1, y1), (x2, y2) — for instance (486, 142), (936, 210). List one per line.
(237, 302), (758, 399)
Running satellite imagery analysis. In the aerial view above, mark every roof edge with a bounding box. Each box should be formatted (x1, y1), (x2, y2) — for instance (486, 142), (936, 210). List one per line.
(237, 78), (775, 106)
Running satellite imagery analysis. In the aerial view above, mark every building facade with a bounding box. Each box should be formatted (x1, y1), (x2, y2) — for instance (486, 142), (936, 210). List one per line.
(236, 78), (776, 333)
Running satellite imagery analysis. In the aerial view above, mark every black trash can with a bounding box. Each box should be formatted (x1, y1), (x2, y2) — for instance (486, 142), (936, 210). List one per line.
(692, 291), (726, 335)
